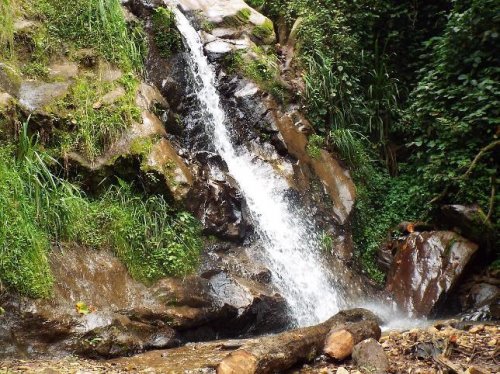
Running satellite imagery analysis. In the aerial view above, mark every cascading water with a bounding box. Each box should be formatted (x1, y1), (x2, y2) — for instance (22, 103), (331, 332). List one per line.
(171, 5), (344, 326)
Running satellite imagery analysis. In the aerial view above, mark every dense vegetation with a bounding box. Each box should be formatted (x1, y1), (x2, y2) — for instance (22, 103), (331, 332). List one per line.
(259, 0), (499, 280)
(0, 122), (202, 298)
(0, 0), (203, 297)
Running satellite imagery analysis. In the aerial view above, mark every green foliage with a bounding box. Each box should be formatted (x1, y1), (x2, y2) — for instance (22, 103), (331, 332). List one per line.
(20, 61), (49, 79)
(0, 0), (16, 58)
(26, 0), (145, 72)
(320, 231), (334, 253)
(304, 51), (360, 133)
(64, 184), (203, 280)
(403, 0), (499, 216)
(352, 167), (431, 283)
(0, 121), (202, 297)
(247, 0), (265, 9)
(306, 134), (324, 159)
(152, 7), (182, 59)
(53, 73), (141, 160)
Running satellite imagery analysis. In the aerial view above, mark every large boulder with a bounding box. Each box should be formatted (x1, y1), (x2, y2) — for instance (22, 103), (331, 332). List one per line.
(177, 0), (276, 46)
(386, 231), (479, 317)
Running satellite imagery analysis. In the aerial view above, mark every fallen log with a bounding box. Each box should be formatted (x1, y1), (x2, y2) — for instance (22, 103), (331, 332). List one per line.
(324, 319), (381, 360)
(217, 308), (380, 374)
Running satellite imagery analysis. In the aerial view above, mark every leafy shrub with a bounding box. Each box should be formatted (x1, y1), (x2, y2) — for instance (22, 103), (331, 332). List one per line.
(403, 0), (499, 219)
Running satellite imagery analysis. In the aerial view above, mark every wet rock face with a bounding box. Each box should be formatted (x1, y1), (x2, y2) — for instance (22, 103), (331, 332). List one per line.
(457, 266), (500, 321)
(0, 244), (287, 359)
(386, 231), (479, 317)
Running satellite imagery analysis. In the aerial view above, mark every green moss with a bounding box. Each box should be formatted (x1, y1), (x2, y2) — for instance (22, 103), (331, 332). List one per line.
(152, 7), (182, 59)
(130, 137), (154, 157)
(222, 8), (251, 27)
(252, 19), (274, 41)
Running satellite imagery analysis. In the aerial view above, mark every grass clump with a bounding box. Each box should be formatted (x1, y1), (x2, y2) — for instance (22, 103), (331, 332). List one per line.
(26, 0), (145, 72)
(20, 61), (49, 79)
(0, 149), (54, 297)
(0, 121), (203, 297)
(53, 73), (141, 160)
(152, 7), (182, 59)
(306, 134), (324, 159)
(0, 0), (17, 58)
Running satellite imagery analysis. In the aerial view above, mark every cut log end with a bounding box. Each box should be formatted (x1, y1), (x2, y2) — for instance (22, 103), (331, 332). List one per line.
(324, 329), (355, 360)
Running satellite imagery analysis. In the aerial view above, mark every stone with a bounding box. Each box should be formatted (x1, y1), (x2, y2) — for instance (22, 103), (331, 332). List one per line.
(385, 231), (479, 317)
(352, 338), (389, 374)
(337, 368), (349, 374)
(48, 61), (79, 80)
(0, 92), (14, 110)
(18, 81), (71, 111)
(100, 86), (126, 106)
(144, 138), (193, 201)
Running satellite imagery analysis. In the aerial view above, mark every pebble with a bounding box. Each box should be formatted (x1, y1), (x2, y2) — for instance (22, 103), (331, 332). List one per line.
(336, 367), (349, 374)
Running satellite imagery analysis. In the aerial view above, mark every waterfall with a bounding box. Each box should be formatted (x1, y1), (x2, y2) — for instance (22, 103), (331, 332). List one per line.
(171, 5), (344, 326)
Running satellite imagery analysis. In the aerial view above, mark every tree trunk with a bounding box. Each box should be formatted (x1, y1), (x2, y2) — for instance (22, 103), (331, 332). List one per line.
(217, 308), (380, 374)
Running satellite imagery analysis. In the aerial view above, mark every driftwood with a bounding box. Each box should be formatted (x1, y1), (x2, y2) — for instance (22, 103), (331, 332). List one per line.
(217, 308), (380, 374)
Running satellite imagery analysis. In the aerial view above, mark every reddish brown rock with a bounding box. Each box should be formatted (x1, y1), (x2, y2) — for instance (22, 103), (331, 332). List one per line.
(386, 231), (479, 317)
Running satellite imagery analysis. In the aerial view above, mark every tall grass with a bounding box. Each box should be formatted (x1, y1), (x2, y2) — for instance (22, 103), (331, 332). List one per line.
(0, 0), (16, 58)
(30, 0), (145, 72)
(55, 74), (141, 160)
(0, 121), (202, 297)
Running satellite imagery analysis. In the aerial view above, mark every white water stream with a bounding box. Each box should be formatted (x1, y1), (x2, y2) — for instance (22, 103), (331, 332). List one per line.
(171, 5), (344, 326)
